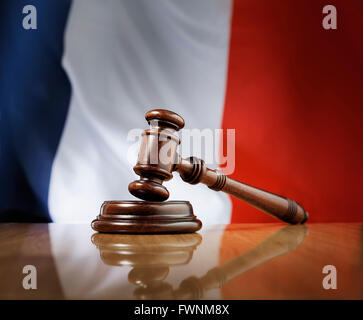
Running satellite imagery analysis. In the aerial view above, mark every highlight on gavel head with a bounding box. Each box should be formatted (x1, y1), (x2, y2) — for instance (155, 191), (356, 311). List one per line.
(128, 109), (185, 201)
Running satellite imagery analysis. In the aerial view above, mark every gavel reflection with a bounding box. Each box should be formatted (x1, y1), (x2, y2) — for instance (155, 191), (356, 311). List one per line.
(92, 225), (308, 299)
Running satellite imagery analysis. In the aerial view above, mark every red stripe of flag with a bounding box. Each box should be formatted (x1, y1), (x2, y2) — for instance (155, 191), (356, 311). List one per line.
(221, 0), (363, 223)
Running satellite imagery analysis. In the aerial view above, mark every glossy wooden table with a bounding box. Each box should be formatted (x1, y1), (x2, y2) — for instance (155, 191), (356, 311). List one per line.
(0, 223), (361, 299)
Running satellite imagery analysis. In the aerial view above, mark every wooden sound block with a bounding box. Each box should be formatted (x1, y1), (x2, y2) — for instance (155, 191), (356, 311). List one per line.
(91, 200), (202, 234)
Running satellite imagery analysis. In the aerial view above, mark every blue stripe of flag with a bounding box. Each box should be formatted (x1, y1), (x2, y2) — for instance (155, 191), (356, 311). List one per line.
(0, 0), (71, 221)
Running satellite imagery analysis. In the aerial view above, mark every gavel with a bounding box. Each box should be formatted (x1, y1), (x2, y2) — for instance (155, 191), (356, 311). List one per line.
(128, 109), (308, 224)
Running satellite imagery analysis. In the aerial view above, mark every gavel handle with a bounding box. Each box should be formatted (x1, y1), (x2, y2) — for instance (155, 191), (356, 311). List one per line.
(175, 157), (308, 224)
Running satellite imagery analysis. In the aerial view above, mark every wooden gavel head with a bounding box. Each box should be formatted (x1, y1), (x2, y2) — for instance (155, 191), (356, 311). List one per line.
(128, 109), (184, 201)
(125, 108), (308, 225)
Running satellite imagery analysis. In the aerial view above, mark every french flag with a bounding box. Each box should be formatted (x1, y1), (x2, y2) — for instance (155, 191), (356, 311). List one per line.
(1, 0), (362, 224)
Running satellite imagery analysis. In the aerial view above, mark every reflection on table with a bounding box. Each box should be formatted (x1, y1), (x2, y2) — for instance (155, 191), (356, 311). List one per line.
(92, 225), (307, 299)
(0, 222), (361, 299)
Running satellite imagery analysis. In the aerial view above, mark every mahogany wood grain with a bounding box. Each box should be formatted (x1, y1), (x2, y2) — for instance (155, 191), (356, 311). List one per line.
(176, 157), (308, 224)
(92, 200), (202, 234)
(0, 223), (361, 299)
(92, 224), (307, 299)
(129, 109), (308, 224)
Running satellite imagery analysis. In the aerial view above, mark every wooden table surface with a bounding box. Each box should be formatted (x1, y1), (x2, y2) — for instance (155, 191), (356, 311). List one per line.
(0, 223), (361, 299)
